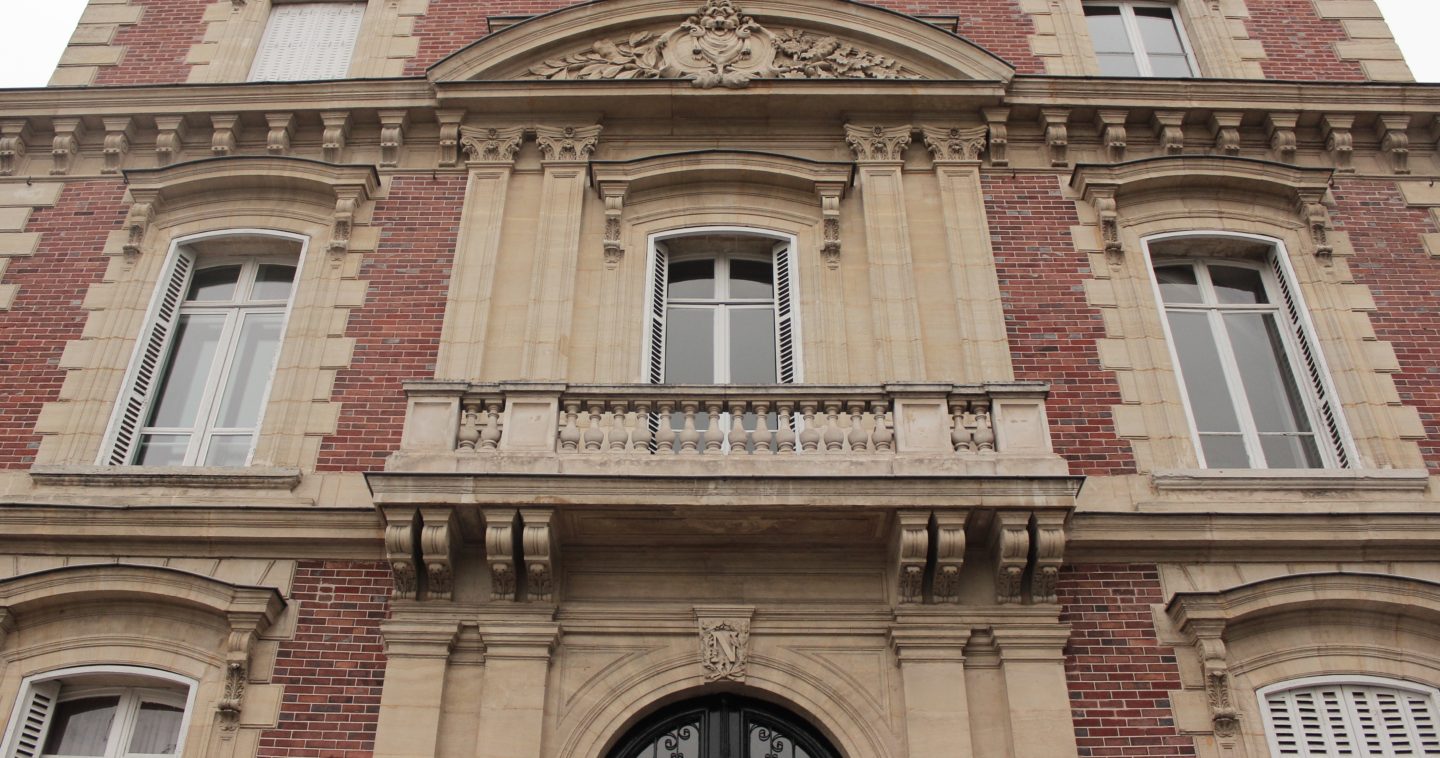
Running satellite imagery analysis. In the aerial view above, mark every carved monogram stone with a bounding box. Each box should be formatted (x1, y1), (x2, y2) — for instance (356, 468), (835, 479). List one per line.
(525, 0), (921, 88)
(699, 618), (750, 681)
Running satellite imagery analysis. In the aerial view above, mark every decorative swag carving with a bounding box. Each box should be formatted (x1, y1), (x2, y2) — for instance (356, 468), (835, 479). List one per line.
(524, 0), (922, 88)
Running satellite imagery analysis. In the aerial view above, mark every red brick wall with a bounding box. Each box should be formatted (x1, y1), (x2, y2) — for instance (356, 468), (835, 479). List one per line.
(1059, 564), (1197, 758)
(0, 181), (126, 469)
(983, 173), (1136, 476)
(316, 175), (465, 471)
(93, 0), (208, 86)
(1245, 0), (1365, 81)
(258, 561), (391, 758)
(1330, 179), (1440, 472)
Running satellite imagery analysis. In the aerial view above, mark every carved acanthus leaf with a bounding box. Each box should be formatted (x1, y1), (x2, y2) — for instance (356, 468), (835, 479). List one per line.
(460, 126), (525, 163)
(524, 0), (923, 89)
(920, 125), (988, 162)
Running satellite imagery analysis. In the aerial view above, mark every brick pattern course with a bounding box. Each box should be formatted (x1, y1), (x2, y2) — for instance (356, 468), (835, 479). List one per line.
(1059, 564), (1197, 758)
(405, 0), (1044, 75)
(1246, 0), (1365, 81)
(983, 172), (1136, 476)
(258, 561), (391, 758)
(316, 175), (464, 471)
(1330, 179), (1440, 472)
(0, 181), (126, 468)
(94, 0), (209, 85)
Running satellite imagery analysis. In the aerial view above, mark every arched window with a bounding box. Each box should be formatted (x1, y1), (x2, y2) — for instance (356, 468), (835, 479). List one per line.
(607, 694), (839, 758)
(100, 231), (305, 467)
(1, 667), (196, 758)
(1259, 677), (1440, 756)
(1144, 232), (1351, 468)
(646, 230), (796, 385)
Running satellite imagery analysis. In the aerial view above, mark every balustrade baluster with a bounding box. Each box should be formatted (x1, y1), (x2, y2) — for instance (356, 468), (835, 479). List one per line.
(799, 403), (820, 452)
(656, 401), (676, 455)
(609, 402), (630, 451)
(457, 401), (481, 450)
(479, 401), (503, 450)
(703, 401), (725, 454)
(583, 403), (606, 452)
(871, 401), (893, 451)
(951, 400), (977, 452)
(973, 400), (995, 452)
(823, 402), (845, 452)
(728, 401), (748, 454)
(679, 402), (701, 454)
(846, 401), (868, 453)
(753, 401), (773, 454)
(775, 402), (796, 454)
(632, 401), (653, 453)
(559, 401), (582, 453)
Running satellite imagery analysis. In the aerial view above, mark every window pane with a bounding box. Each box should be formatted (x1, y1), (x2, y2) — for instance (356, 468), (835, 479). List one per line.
(127, 702), (184, 755)
(1260, 434), (1323, 469)
(1223, 313), (1313, 434)
(668, 259), (715, 299)
(251, 264), (297, 301)
(146, 314), (226, 428)
(664, 308), (714, 383)
(204, 435), (255, 467)
(1200, 434), (1251, 468)
(1148, 54), (1194, 77)
(1155, 264), (1201, 303)
(1167, 311), (1241, 433)
(215, 313), (284, 428)
(135, 434), (191, 466)
(1084, 8), (1134, 54)
(186, 266), (241, 302)
(1135, 7), (1186, 54)
(43, 697), (119, 757)
(1209, 266), (1268, 305)
(1096, 53), (1142, 76)
(729, 308), (777, 384)
(729, 258), (774, 299)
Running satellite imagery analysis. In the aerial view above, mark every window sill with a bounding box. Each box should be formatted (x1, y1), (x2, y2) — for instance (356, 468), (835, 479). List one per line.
(1151, 468), (1432, 492)
(29, 464), (302, 490)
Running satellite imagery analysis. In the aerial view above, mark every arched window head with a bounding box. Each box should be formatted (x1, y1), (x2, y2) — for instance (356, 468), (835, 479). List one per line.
(1144, 233), (1352, 469)
(1, 667), (196, 758)
(1260, 677), (1440, 756)
(100, 231), (306, 467)
(647, 230), (797, 385)
(607, 694), (839, 758)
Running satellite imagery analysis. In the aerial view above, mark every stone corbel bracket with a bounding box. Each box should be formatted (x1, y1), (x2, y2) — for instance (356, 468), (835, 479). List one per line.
(121, 188), (161, 262)
(265, 113), (295, 156)
(216, 612), (266, 735)
(892, 510), (929, 605)
(535, 124), (602, 163)
(815, 180), (845, 269)
(520, 507), (558, 603)
(327, 181), (373, 264)
(484, 507), (519, 601)
(378, 109), (410, 167)
(1030, 512), (1065, 604)
(1151, 110), (1186, 156)
(153, 116), (189, 167)
(1266, 112), (1298, 163)
(460, 125), (525, 164)
(210, 114), (239, 157)
(1321, 113), (1355, 173)
(982, 108), (1009, 166)
(989, 511), (1030, 605)
(101, 117), (134, 175)
(420, 507), (459, 601)
(1171, 615), (1241, 740)
(320, 111), (351, 164)
(597, 179), (628, 270)
(1078, 178), (1123, 264)
(1094, 110), (1128, 164)
(383, 507), (420, 599)
(932, 510), (966, 604)
(1208, 112), (1242, 157)
(844, 123), (912, 162)
(0, 119), (32, 176)
(1296, 186), (1335, 259)
(890, 509), (970, 605)
(1040, 109), (1069, 167)
(436, 109), (466, 167)
(1376, 115), (1411, 175)
(50, 118), (86, 176)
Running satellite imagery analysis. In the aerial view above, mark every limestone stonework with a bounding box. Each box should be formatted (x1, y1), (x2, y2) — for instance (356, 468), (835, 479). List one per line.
(2, 1), (1439, 757)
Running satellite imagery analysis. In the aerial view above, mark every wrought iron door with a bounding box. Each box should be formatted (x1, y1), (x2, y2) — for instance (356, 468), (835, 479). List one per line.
(607, 694), (840, 758)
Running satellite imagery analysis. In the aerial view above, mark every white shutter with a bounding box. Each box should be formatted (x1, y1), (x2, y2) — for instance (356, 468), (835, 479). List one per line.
(1268, 254), (1352, 468)
(648, 243), (668, 384)
(1265, 682), (1440, 757)
(248, 3), (366, 82)
(101, 248), (196, 466)
(5, 681), (61, 758)
(772, 241), (795, 384)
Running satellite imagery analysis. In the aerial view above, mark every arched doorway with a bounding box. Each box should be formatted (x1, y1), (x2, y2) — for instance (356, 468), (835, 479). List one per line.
(607, 694), (840, 758)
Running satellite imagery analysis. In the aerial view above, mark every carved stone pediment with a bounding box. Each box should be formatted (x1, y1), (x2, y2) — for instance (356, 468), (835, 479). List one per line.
(525, 0), (920, 88)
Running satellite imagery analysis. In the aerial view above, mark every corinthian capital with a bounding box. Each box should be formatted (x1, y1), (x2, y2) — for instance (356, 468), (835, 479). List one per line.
(845, 124), (912, 162)
(535, 124), (602, 162)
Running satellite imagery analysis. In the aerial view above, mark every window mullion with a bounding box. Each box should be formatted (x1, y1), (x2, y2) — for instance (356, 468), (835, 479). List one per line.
(1206, 300), (1267, 468)
(188, 309), (243, 465)
(715, 303), (730, 384)
(1120, 4), (1153, 76)
(106, 692), (139, 758)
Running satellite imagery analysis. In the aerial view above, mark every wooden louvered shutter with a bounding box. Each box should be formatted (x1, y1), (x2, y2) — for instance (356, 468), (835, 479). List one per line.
(1268, 253), (1353, 468)
(648, 243), (668, 384)
(772, 240), (795, 384)
(1265, 682), (1440, 757)
(5, 681), (61, 758)
(248, 3), (366, 82)
(101, 247), (196, 466)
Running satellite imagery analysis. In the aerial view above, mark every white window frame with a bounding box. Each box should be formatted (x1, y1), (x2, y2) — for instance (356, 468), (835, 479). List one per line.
(1, 666), (198, 758)
(1141, 231), (1355, 469)
(641, 226), (802, 385)
(1258, 675), (1440, 757)
(247, 1), (367, 82)
(1082, 0), (1200, 77)
(98, 229), (308, 467)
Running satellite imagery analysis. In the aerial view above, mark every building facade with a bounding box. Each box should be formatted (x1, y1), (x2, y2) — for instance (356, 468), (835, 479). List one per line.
(0, 0), (1438, 756)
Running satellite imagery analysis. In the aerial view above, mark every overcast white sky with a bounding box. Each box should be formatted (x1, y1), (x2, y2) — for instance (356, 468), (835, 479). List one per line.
(0, 0), (1437, 87)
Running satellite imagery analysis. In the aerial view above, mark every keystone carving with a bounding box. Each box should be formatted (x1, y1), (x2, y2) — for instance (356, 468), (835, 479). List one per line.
(1322, 114), (1354, 173)
(1031, 515), (1065, 604)
(893, 511), (929, 604)
(320, 111), (351, 164)
(210, 114), (239, 157)
(1266, 112), (1298, 163)
(384, 509), (419, 600)
(153, 116), (188, 167)
(526, 0), (920, 88)
(990, 513), (1030, 604)
(265, 112), (294, 156)
(50, 118), (85, 176)
(983, 108), (1009, 166)
(437, 110), (465, 167)
(1209, 112), (1242, 157)
(1040, 109), (1069, 167)
(420, 508), (458, 601)
(696, 609), (752, 681)
(485, 508), (518, 601)
(1095, 110), (1128, 163)
(920, 124), (988, 162)
(0, 119), (31, 176)
(1376, 115), (1411, 175)
(1152, 110), (1186, 155)
(461, 126), (525, 163)
(379, 110), (409, 168)
(932, 511), (967, 604)
(535, 125), (602, 162)
(521, 508), (557, 602)
(101, 118), (133, 174)
(845, 124), (912, 162)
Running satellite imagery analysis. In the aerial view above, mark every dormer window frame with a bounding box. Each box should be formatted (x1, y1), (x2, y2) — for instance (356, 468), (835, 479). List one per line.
(1082, 0), (1201, 78)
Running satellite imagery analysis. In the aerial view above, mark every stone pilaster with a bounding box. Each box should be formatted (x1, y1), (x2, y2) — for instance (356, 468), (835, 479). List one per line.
(373, 615), (461, 758)
(991, 626), (1078, 758)
(475, 619), (560, 758)
(891, 622), (974, 757)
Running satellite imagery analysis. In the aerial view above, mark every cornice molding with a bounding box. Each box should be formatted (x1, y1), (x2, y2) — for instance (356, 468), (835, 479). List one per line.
(1068, 512), (1440, 562)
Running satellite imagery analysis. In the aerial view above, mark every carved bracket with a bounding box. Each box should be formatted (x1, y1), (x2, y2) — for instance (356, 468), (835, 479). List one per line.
(50, 118), (85, 176)
(153, 116), (188, 167)
(122, 189), (160, 261)
(215, 621), (256, 734)
(989, 512), (1029, 604)
(1095, 110), (1128, 163)
(265, 112), (294, 156)
(1192, 620), (1240, 739)
(535, 124), (601, 163)
(1030, 514), (1065, 603)
(598, 180), (628, 269)
(983, 108), (1009, 166)
(101, 118), (134, 175)
(484, 508), (519, 601)
(1088, 184), (1123, 263)
(1208, 112), (1242, 157)
(460, 125), (524, 164)
(1266, 112), (1298, 164)
(1296, 188), (1334, 259)
(1322, 114), (1355, 173)
(328, 185), (365, 262)
(0, 119), (31, 177)
(378, 110), (409, 168)
(893, 511), (929, 604)
(1376, 115), (1411, 175)
(210, 114), (239, 157)
(920, 124), (988, 162)
(420, 508), (458, 601)
(1152, 110), (1186, 156)
(383, 508), (420, 600)
(1039, 109), (1069, 167)
(695, 606), (753, 682)
(815, 181), (845, 269)
(932, 511), (966, 604)
(320, 111), (351, 164)
(521, 508), (557, 603)
(845, 123), (912, 162)
(436, 109), (465, 167)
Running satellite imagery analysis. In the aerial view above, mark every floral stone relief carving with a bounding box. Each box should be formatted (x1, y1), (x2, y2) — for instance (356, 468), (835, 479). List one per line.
(525, 0), (922, 88)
